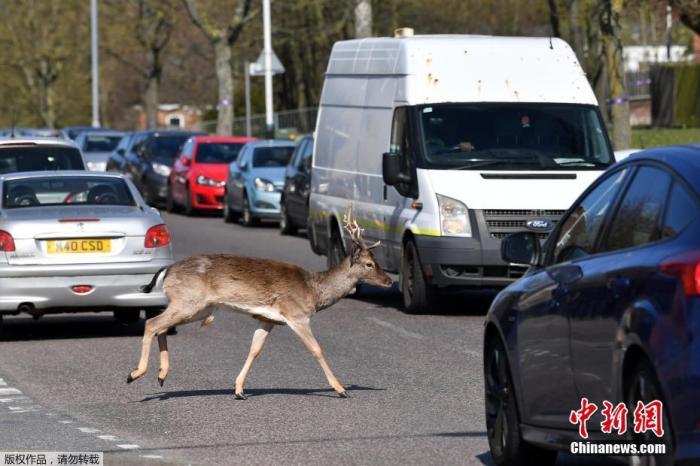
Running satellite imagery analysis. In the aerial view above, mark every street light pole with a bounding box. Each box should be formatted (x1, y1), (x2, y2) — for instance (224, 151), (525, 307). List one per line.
(90, 0), (100, 128)
(262, 0), (273, 137)
(245, 61), (252, 138)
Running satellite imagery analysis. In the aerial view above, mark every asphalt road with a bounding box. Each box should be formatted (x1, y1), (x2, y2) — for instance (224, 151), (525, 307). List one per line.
(0, 212), (622, 466)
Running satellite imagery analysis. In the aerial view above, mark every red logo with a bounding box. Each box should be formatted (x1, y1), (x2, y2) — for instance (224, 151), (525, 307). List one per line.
(569, 398), (598, 439)
(569, 398), (664, 438)
(633, 400), (664, 438)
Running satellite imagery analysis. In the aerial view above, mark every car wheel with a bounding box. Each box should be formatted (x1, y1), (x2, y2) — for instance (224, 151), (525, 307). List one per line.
(485, 336), (557, 466)
(626, 359), (674, 466)
(223, 197), (239, 223)
(166, 187), (178, 213)
(241, 194), (258, 227)
(114, 309), (141, 324)
(327, 226), (345, 269)
(279, 202), (297, 235)
(183, 185), (194, 216)
(400, 240), (437, 314)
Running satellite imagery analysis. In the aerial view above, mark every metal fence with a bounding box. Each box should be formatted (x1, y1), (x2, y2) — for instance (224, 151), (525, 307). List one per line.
(626, 69), (651, 100)
(200, 107), (318, 138)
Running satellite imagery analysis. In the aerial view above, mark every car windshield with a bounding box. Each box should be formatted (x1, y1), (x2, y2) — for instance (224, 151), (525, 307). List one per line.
(83, 135), (122, 153)
(418, 103), (613, 170)
(196, 143), (245, 164)
(150, 136), (190, 160)
(0, 146), (85, 173)
(2, 177), (135, 208)
(252, 146), (294, 168)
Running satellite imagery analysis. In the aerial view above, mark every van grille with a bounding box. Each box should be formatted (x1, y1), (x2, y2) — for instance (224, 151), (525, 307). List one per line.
(482, 209), (565, 241)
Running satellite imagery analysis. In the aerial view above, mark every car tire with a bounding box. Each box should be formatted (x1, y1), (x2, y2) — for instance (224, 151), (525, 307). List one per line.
(223, 197), (239, 223)
(485, 335), (558, 466)
(279, 202), (297, 235)
(327, 226), (345, 269)
(114, 309), (141, 324)
(625, 358), (674, 466)
(241, 194), (258, 227)
(183, 185), (194, 216)
(166, 187), (178, 213)
(400, 240), (437, 314)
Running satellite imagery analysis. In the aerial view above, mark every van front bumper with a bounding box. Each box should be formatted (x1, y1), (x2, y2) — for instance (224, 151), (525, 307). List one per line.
(413, 235), (527, 288)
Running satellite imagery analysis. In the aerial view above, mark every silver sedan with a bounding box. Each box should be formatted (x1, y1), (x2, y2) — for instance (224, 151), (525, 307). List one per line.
(0, 171), (173, 327)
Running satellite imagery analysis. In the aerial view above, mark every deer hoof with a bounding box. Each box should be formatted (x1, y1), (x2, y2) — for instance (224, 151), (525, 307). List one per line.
(234, 392), (248, 400)
(158, 377), (165, 387)
(126, 372), (136, 384)
(338, 391), (350, 398)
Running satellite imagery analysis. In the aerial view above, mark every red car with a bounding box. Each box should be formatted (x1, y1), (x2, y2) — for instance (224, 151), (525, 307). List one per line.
(167, 136), (255, 215)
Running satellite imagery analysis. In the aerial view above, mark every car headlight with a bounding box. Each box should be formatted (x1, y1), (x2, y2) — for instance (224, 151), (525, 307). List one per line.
(437, 194), (472, 237)
(254, 177), (276, 192)
(151, 162), (171, 177)
(196, 175), (225, 187)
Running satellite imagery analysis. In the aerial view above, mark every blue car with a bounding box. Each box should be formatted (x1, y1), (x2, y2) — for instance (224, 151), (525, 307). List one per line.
(484, 145), (700, 466)
(223, 140), (296, 226)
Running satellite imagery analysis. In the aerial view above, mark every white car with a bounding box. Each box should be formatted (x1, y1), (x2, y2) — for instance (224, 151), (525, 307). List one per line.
(0, 138), (86, 173)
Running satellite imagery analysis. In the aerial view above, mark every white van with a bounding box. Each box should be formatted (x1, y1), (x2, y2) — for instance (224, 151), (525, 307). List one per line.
(308, 34), (615, 312)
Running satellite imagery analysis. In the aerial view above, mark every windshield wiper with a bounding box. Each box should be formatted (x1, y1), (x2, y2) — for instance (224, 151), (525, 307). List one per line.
(555, 160), (610, 167)
(452, 158), (542, 170)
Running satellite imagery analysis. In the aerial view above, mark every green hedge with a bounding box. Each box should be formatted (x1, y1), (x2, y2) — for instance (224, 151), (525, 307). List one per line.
(632, 127), (700, 148)
(673, 64), (700, 127)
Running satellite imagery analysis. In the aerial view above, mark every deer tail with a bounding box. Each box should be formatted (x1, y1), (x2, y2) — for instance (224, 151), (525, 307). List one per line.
(140, 266), (170, 293)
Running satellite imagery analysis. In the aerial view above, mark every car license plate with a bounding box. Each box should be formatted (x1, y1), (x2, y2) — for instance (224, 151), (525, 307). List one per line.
(47, 239), (111, 254)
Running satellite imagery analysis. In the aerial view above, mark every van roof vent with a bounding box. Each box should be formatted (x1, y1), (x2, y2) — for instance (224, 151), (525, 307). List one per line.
(394, 27), (414, 38)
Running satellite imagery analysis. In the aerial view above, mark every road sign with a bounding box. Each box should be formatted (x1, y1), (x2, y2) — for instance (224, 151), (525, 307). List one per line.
(249, 49), (285, 76)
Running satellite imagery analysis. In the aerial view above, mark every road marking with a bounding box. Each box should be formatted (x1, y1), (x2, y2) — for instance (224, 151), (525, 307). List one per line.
(59, 420), (74, 424)
(0, 396), (30, 403)
(78, 427), (101, 434)
(98, 435), (119, 441)
(8, 406), (40, 413)
(117, 444), (140, 450)
(141, 455), (163, 459)
(0, 388), (22, 395)
(0, 378), (6, 386)
(367, 316), (425, 340)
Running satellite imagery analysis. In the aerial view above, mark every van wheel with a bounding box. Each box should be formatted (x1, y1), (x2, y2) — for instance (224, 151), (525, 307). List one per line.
(114, 309), (141, 324)
(485, 335), (557, 466)
(327, 227), (345, 268)
(625, 359), (674, 466)
(279, 203), (297, 235)
(400, 240), (437, 314)
(241, 195), (259, 227)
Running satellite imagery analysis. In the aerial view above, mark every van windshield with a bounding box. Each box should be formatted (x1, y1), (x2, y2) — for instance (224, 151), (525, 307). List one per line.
(418, 104), (613, 170)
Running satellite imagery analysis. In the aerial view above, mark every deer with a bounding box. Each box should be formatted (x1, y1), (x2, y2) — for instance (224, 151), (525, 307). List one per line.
(126, 205), (392, 399)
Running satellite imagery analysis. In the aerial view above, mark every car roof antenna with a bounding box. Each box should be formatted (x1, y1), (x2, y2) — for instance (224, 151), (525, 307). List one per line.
(10, 113), (16, 138)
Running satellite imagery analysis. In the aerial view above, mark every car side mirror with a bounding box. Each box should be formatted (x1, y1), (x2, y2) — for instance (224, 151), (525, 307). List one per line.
(240, 162), (249, 171)
(179, 155), (190, 166)
(117, 148), (125, 156)
(382, 151), (410, 186)
(501, 231), (540, 266)
(546, 264), (583, 286)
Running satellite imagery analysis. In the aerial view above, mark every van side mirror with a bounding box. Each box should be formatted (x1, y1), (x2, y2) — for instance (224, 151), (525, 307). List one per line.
(501, 231), (540, 266)
(382, 152), (410, 186)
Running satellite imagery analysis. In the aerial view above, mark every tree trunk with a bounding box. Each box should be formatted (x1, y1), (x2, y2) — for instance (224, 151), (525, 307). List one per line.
(600, 0), (630, 149)
(144, 49), (160, 129)
(568, 0), (585, 64)
(548, 0), (561, 37)
(354, 0), (372, 38)
(214, 39), (234, 136)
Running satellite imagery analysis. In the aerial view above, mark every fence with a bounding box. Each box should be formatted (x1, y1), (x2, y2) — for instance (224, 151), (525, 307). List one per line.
(200, 107), (318, 138)
(626, 69), (651, 100)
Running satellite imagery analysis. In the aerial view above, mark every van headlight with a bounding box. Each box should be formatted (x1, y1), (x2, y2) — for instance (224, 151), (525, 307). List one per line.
(254, 177), (276, 192)
(151, 162), (171, 177)
(437, 194), (472, 237)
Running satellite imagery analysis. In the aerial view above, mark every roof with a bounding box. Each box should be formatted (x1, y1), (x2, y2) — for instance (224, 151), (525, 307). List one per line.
(191, 136), (257, 144)
(245, 139), (297, 147)
(0, 170), (126, 182)
(0, 138), (79, 148)
(324, 34), (596, 106)
(621, 144), (700, 193)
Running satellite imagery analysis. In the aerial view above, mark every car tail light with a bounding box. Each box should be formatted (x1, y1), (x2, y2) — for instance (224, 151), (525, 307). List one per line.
(0, 230), (15, 252)
(659, 250), (700, 297)
(71, 285), (93, 294)
(144, 224), (171, 248)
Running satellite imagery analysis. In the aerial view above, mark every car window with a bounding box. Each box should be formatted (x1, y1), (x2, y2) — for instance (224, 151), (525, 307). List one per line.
(149, 136), (190, 160)
(0, 146), (85, 173)
(601, 166), (671, 252)
(83, 135), (122, 153)
(662, 182), (700, 238)
(302, 138), (313, 162)
(290, 140), (306, 169)
(551, 168), (628, 264)
(3, 177), (135, 208)
(252, 146), (295, 168)
(195, 143), (245, 164)
(181, 140), (194, 158)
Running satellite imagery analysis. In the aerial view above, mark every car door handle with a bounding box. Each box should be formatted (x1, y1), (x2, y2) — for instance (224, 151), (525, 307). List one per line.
(548, 286), (571, 309)
(607, 276), (631, 298)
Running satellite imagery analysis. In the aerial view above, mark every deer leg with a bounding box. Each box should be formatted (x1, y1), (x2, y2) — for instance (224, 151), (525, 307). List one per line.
(288, 320), (348, 398)
(127, 308), (182, 384)
(156, 333), (169, 387)
(234, 321), (274, 400)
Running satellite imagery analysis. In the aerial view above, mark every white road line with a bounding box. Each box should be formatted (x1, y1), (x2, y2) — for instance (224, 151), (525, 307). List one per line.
(0, 396), (30, 403)
(97, 435), (119, 441)
(117, 444), (140, 450)
(140, 455), (163, 459)
(0, 388), (22, 395)
(8, 406), (39, 413)
(367, 316), (425, 340)
(59, 420), (74, 424)
(78, 427), (101, 434)
(0, 378), (6, 386)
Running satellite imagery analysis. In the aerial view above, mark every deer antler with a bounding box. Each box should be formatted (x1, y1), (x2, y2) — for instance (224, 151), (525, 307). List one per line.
(342, 204), (381, 249)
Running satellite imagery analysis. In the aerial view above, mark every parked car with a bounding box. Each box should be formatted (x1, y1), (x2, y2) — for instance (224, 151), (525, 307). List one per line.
(280, 135), (314, 235)
(0, 138), (86, 173)
(121, 130), (204, 207)
(309, 34), (616, 313)
(223, 140), (296, 226)
(168, 135), (255, 215)
(483, 145), (700, 466)
(75, 131), (125, 171)
(0, 171), (173, 330)
(106, 132), (137, 174)
(61, 126), (120, 141)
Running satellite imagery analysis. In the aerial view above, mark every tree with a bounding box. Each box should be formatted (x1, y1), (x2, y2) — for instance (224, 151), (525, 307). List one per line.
(354, 0), (372, 38)
(674, 0), (700, 34)
(183, 0), (259, 135)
